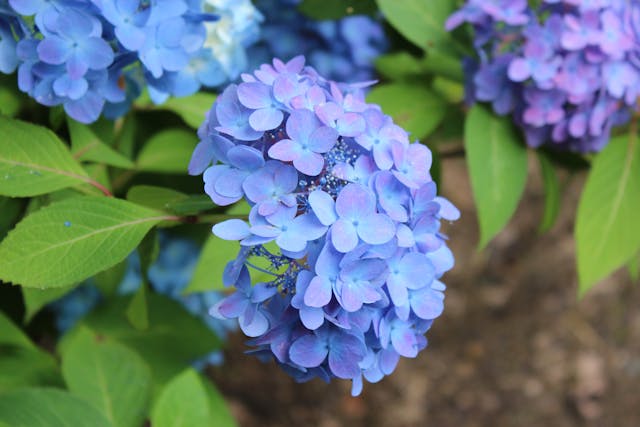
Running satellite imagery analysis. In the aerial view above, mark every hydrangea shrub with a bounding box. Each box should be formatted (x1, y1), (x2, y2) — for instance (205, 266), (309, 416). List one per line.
(189, 56), (459, 395)
(0, 0), (262, 122)
(448, 0), (640, 152)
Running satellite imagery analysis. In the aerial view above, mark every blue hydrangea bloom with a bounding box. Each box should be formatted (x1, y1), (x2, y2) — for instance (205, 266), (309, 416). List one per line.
(447, 0), (640, 152)
(49, 235), (235, 368)
(190, 57), (459, 395)
(248, 0), (387, 82)
(1, 0), (262, 123)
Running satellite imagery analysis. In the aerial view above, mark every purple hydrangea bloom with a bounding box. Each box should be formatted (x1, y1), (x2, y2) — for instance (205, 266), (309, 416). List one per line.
(448, 0), (640, 152)
(192, 57), (458, 395)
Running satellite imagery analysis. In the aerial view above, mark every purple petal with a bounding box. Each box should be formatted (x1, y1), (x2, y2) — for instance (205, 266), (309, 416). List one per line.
(188, 140), (216, 175)
(300, 306), (325, 330)
(37, 37), (70, 65)
(268, 139), (301, 162)
(215, 292), (249, 318)
(293, 151), (324, 176)
(335, 183), (375, 219)
(239, 308), (269, 337)
(289, 334), (328, 368)
(212, 219), (250, 240)
(304, 276), (333, 308)
(391, 326), (418, 357)
(308, 126), (338, 153)
(328, 333), (366, 379)
(249, 108), (283, 131)
(357, 214), (395, 245)
(330, 219), (358, 253)
(237, 82), (272, 109)
(308, 190), (337, 226)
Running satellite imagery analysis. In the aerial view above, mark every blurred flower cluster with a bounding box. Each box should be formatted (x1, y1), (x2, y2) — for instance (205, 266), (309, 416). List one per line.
(447, 0), (640, 152)
(190, 56), (458, 395)
(248, 0), (387, 82)
(0, 0), (262, 123)
(50, 235), (234, 367)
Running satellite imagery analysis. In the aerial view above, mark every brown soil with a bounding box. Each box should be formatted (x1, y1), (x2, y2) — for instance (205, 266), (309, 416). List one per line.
(208, 157), (640, 427)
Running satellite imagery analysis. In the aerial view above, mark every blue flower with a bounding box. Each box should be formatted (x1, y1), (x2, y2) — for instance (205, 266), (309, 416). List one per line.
(191, 56), (458, 395)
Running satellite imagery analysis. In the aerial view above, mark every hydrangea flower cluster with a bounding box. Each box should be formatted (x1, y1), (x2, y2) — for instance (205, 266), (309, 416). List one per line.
(248, 0), (387, 82)
(1, 0), (262, 123)
(50, 235), (234, 367)
(189, 56), (458, 395)
(447, 0), (640, 152)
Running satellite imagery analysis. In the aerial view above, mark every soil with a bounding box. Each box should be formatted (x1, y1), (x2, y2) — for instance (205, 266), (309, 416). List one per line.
(208, 157), (640, 427)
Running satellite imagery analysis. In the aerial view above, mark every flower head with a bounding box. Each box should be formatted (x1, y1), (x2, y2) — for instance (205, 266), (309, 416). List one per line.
(191, 56), (458, 395)
(448, 0), (640, 152)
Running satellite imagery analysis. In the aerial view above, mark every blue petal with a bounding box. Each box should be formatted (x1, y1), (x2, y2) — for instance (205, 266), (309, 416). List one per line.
(289, 334), (328, 368)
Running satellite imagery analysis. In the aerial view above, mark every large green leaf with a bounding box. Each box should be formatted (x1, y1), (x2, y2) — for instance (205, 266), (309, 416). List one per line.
(0, 116), (90, 197)
(152, 369), (236, 427)
(537, 151), (561, 233)
(67, 118), (134, 169)
(84, 293), (221, 389)
(159, 93), (217, 129)
(0, 310), (35, 349)
(0, 197), (22, 238)
(575, 134), (640, 294)
(0, 388), (112, 427)
(62, 328), (152, 427)
(376, 0), (455, 52)
(366, 83), (446, 140)
(136, 129), (198, 173)
(0, 197), (167, 288)
(464, 105), (528, 248)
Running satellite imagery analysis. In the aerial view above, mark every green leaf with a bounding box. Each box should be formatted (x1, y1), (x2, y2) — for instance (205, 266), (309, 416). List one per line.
(62, 327), (152, 427)
(0, 197), (22, 239)
(629, 253), (640, 282)
(0, 388), (112, 427)
(464, 105), (528, 248)
(422, 49), (464, 82)
(152, 369), (236, 427)
(0, 116), (90, 197)
(537, 151), (561, 233)
(298, 0), (376, 19)
(67, 118), (135, 169)
(575, 134), (640, 294)
(159, 93), (217, 129)
(366, 83), (446, 140)
(136, 129), (198, 173)
(0, 348), (62, 393)
(0, 197), (167, 288)
(0, 75), (23, 117)
(184, 234), (237, 294)
(22, 286), (76, 323)
(375, 52), (425, 81)
(84, 293), (221, 388)
(0, 310), (36, 349)
(376, 0), (455, 52)
(127, 185), (189, 212)
(125, 285), (149, 331)
(0, 312), (62, 392)
(94, 260), (128, 297)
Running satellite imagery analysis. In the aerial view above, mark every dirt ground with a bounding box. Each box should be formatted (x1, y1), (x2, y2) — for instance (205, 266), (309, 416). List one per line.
(208, 157), (640, 427)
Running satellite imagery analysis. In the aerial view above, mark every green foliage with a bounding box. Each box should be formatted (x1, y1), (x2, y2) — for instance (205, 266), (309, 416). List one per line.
(0, 197), (22, 238)
(366, 83), (446, 140)
(22, 286), (76, 322)
(0, 197), (167, 288)
(0, 312), (61, 393)
(375, 52), (425, 81)
(136, 129), (198, 173)
(83, 293), (221, 389)
(0, 116), (90, 197)
(61, 328), (152, 427)
(152, 369), (237, 427)
(537, 151), (561, 233)
(0, 388), (113, 427)
(464, 105), (528, 248)
(67, 118), (135, 169)
(184, 234), (237, 294)
(575, 134), (640, 295)
(376, 0), (455, 52)
(298, 0), (377, 19)
(152, 93), (217, 129)
(126, 185), (212, 216)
